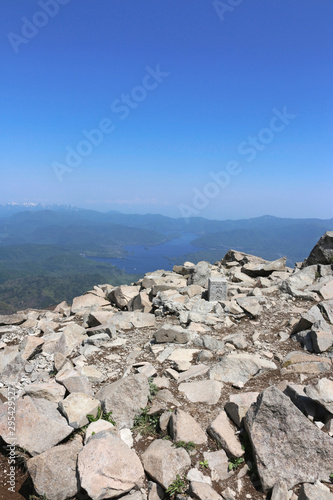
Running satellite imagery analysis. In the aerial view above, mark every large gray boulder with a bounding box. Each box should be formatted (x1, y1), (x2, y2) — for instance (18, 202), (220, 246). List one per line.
(27, 436), (82, 500)
(245, 386), (333, 491)
(188, 261), (211, 288)
(209, 353), (276, 387)
(303, 231), (333, 266)
(169, 408), (207, 445)
(78, 431), (145, 500)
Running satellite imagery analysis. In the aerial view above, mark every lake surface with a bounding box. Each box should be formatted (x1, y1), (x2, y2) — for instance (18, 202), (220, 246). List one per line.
(88, 232), (202, 275)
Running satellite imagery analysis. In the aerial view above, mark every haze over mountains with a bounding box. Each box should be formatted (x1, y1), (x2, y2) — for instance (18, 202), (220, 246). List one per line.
(0, 203), (332, 313)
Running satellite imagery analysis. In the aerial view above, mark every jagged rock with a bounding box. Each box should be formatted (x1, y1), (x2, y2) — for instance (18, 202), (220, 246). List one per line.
(0, 312), (26, 326)
(154, 324), (190, 344)
(27, 436), (82, 500)
(193, 334), (224, 352)
(78, 431), (145, 499)
(178, 380), (222, 404)
(271, 481), (289, 500)
(292, 304), (325, 334)
(203, 449), (232, 482)
(224, 392), (259, 427)
(242, 257), (286, 277)
(188, 481), (222, 500)
(133, 361), (157, 378)
(209, 353), (276, 387)
(56, 368), (93, 395)
(298, 482), (333, 500)
(283, 384), (326, 420)
(177, 364), (210, 383)
(223, 333), (248, 349)
(207, 410), (244, 458)
(0, 396), (72, 455)
(87, 311), (115, 327)
(84, 419), (117, 443)
(188, 261), (211, 287)
(141, 439), (191, 489)
(303, 231), (333, 266)
(109, 285), (140, 309)
(282, 351), (332, 374)
(317, 279), (333, 300)
(319, 298), (333, 323)
(110, 311), (155, 329)
(0, 345), (26, 383)
(310, 320), (333, 353)
(96, 373), (150, 429)
(305, 378), (333, 414)
(148, 481), (165, 500)
(168, 348), (200, 371)
(169, 408), (207, 444)
(236, 297), (261, 318)
(86, 324), (116, 339)
(187, 468), (212, 484)
(80, 364), (105, 383)
(244, 386), (333, 491)
(20, 336), (44, 360)
(24, 380), (66, 403)
(71, 292), (111, 314)
(56, 323), (87, 356)
(59, 392), (100, 429)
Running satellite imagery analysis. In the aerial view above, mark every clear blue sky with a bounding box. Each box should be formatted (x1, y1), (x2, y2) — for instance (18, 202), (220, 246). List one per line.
(1, 0), (332, 219)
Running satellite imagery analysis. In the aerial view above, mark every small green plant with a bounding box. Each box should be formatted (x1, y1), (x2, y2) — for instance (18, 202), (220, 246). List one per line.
(132, 407), (160, 435)
(166, 475), (188, 497)
(86, 407), (116, 426)
(173, 441), (196, 452)
(199, 459), (209, 469)
(330, 473), (333, 483)
(228, 456), (245, 471)
(148, 377), (159, 402)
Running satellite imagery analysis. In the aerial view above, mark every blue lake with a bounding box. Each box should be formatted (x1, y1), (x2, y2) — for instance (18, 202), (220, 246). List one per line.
(87, 232), (202, 275)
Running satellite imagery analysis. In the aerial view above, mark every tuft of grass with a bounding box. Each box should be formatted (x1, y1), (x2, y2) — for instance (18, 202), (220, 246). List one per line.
(330, 473), (333, 483)
(86, 407), (116, 426)
(132, 407), (160, 436)
(148, 376), (159, 402)
(166, 475), (188, 497)
(173, 441), (196, 452)
(199, 459), (209, 469)
(228, 456), (244, 471)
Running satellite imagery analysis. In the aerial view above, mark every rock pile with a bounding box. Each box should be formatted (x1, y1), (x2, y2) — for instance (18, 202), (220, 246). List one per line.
(0, 233), (333, 499)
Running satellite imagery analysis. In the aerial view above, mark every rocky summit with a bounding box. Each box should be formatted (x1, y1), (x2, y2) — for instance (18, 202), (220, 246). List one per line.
(0, 232), (333, 500)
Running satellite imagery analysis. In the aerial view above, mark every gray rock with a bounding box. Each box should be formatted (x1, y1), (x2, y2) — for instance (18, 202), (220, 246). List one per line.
(27, 436), (82, 500)
(305, 378), (333, 414)
(169, 408), (207, 445)
(188, 261), (211, 288)
(203, 449), (233, 482)
(0, 312), (26, 326)
(178, 380), (222, 405)
(59, 392), (100, 429)
(71, 293), (111, 314)
(271, 481), (289, 500)
(96, 373), (149, 429)
(193, 334), (225, 352)
(0, 396), (73, 456)
(224, 392), (259, 427)
(141, 439), (191, 489)
(298, 481), (333, 500)
(55, 323), (87, 356)
(148, 481), (165, 500)
(188, 481), (222, 500)
(244, 386), (333, 491)
(242, 257), (286, 277)
(319, 299), (333, 324)
(207, 410), (244, 458)
(283, 384), (326, 421)
(303, 231), (333, 266)
(282, 351), (332, 374)
(109, 285), (140, 309)
(177, 364), (210, 383)
(78, 431), (145, 499)
(24, 381), (66, 403)
(236, 297), (261, 318)
(209, 353), (276, 387)
(292, 304), (325, 334)
(154, 324), (190, 344)
(56, 368), (93, 395)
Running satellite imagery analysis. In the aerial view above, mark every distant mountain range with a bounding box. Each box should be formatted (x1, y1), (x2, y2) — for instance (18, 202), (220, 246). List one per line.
(0, 204), (332, 313)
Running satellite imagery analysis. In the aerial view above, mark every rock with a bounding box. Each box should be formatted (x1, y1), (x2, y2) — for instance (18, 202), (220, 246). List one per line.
(317, 279), (333, 300)
(0, 312), (26, 326)
(203, 449), (232, 482)
(223, 333), (248, 349)
(207, 410), (244, 458)
(187, 468), (212, 484)
(87, 311), (115, 327)
(183, 284), (203, 298)
(84, 419), (117, 443)
(0, 396), (72, 456)
(133, 361), (157, 378)
(80, 364), (105, 383)
(177, 364), (210, 383)
(271, 481), (289, 500)
(24, 381), (66, 403)
(282, 351), (332, 374)
(20, 336), (44, 360)
(209, 353), (276, 386)
(86, 333), (111, 346)
(96, 373), (150, 429)
(188, 481), (222, 500)
(193, 334), (225, 352)
(168, 348), (200, 371)
(169, 408), (207, 444)
(27, 436), (82, 500)
(178, 380), (222, 405)
(141, 439), (191, 489)
(283, 384), (325, 420)
(319, 299), (333, 324)
(78, 431), (145, 499)
(305, 378), (333, 414)
(148, 481), (165, 500)
(310, 320), (333, 353)
(242, 257), (286, 277)
(71, 293), (111, 314)
(59, 392), (100, 429)
(109, 285), (140, 309)
(236, 297), (261, 318)
(56, 323), (87, 356)
(128, 289), (153, 313)
(298, 481), (333, 500)
(292, 304), (325, 334)
(303, 231), (333, 266)
(154, 324), (190, 344)
(56, 368), (93, 395)
(244, 386), (333, 491)
(188, 261), (211, 288)
(208, 277), (228, 301)
(224, 392), (259, 427)
(0, 346), (26, 384)
(110, 311), (156, 329)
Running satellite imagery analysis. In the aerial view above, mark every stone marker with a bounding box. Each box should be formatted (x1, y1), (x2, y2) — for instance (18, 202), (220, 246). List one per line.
(208, 278), (228, 301)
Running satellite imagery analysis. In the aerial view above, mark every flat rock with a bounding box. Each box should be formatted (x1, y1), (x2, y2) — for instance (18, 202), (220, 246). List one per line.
(305, 378), (333, 414)
(189, 481), (222, 500)
(207, 410), (244, 458)
(169, 408), (207, 444)
(298, 482), (333, 500)
(178, 380), (222, 404)
(154, 324), (190, 344)
(96, 373), (149, 429)
(224, 392), (259, 427)
(56, 323), (87, 356)
(71, 293), (111, 314)
(109, 285), (140, 309)
(236, 297), (261, 318)
(168, 348), (199, 371)
(24, 380), (66, 403)
(56, 368), (93, 395)
(271, 481), (289, 500)
(0, 312), (26, 326)
(20, 336), (44, 360)
(0, 396), (73, 456)
(84, 419), (117, 444)
(141, 439), (191, 489)
(203, 449), (233, 482)
(27, 436), (82, 500)
(282, 351), (332, 374)
(244, 386), (333, 491)
(78, 431), (145, 500)
(209, 353), (276, 386)
(59, 392), (100, 429)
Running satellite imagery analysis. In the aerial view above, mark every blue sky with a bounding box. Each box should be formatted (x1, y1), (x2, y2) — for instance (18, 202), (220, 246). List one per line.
(1, 0), (332, 219)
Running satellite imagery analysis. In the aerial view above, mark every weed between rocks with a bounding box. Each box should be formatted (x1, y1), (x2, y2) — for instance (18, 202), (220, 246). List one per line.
(132, 407), (160, 436)
(165, 474), (188, 497)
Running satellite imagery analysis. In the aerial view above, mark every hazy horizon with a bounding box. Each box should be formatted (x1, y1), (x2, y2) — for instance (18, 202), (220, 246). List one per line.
(2, 1), (332, 220)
